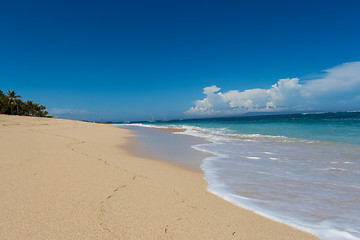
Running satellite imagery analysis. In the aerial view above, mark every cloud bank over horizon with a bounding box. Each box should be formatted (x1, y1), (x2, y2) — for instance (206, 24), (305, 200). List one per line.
(50, 108), (89, 115)
(186, 62), (360, 116)
(49, 108), (91, 120)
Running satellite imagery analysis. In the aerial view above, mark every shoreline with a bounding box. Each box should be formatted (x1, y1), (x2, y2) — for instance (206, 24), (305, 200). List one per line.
(118, 124), (324, 238)
(0, 115), (319, 239)
(120, 125), (211, 173)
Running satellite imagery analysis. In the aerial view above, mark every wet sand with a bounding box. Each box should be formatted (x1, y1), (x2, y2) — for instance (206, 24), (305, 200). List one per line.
(122, 125), (211, 172)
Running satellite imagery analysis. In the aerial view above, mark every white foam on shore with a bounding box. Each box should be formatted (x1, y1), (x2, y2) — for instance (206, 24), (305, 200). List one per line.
(116, 123), (305, 143)
(205, 184), (358, 240)
(198, 144), (360, 240)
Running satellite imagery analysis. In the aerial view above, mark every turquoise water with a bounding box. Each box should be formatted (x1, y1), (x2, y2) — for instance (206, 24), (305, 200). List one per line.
(116, 112), (360, 240)
(144, 112), (360, 145)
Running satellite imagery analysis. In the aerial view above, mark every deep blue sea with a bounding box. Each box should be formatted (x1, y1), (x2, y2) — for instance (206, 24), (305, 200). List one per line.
(117, 112), (360, 240)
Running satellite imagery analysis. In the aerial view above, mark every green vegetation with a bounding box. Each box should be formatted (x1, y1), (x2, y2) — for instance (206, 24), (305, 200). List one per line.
(0, 90), (50, 117)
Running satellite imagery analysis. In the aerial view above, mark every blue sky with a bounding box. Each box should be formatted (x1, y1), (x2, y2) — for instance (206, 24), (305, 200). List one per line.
(1, 0), (360, 121)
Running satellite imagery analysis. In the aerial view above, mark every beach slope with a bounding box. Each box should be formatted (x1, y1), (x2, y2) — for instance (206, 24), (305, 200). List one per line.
(0, 115), (318, 239)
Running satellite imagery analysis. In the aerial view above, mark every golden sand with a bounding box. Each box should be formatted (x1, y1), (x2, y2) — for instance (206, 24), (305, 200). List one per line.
(0, 115), (318, 239)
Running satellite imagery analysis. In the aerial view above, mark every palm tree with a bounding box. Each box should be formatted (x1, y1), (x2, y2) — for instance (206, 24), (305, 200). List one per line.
(38, 105), (47, 117)
(14, 99), (23, 115)
(33, 102), (40, 116)
(7, 90), (21, 115)
(25, 100), (34, 116)
(1, 89), (50, 117)
(0, 90), (8, 113)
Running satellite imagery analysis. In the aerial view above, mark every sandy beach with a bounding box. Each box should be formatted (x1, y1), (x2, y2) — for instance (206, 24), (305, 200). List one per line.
(0, 115), (318, 239)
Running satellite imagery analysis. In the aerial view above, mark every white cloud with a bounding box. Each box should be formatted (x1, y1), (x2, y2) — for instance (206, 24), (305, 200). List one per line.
(186, 61), (360, 115)
(303, 62), (360, 96)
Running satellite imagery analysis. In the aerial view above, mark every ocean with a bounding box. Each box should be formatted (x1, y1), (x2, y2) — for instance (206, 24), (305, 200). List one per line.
(115, 112), (360, 240)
